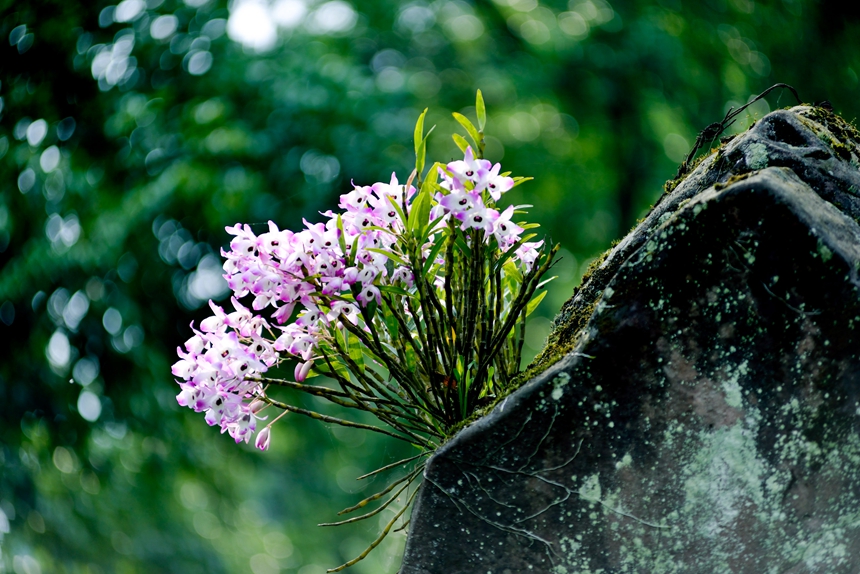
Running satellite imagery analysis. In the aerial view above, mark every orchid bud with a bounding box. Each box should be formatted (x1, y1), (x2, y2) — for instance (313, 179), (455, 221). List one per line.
(255, 426), (271, 451)
(294, 360), (313, 382)
(249, 399), (267, 414)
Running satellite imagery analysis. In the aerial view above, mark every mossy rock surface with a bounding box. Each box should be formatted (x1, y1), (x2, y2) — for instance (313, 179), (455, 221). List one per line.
(400, 107), (860, 574)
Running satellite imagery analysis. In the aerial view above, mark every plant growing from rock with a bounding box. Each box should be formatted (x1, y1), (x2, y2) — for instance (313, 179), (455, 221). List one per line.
(171, 91), (558, 570)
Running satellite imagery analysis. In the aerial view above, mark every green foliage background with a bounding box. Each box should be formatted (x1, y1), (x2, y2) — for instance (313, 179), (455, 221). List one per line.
(0, 0), (858, 571)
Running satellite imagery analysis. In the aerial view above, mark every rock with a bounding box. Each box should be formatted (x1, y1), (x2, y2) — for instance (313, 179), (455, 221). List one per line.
(399, 107), (860, 574)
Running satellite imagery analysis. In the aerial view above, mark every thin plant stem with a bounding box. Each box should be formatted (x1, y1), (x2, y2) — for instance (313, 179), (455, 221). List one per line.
(316, 349), (442, 441)
(356, 452), (429, 480)
(335, 467), (422, 516)
(319, 468), (422, 527)
(260, 396), (432, 447)
(326, 485), (422, 573)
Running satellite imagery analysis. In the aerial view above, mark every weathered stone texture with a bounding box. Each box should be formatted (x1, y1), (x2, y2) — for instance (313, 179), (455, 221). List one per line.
(400, 107), (860, 574)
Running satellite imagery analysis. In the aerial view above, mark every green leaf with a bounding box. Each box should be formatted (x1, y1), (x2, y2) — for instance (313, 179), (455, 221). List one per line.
(364, 247), (408, 267)
(403, 346), (418, 373)
(382, 305), (399, 339)
(536, 275), (557, 290)
(378, 284), (416, 298)
(421, 237), (447, 275)
(348, 333), (365, 374)
(407, 186), (432, 233)
(336, 214), (347, 254)
(423, 162), (440, 188)
(458, 365), (470, 418)
(426, 180), (449, 198)
(419, 213), (448, 244)
(364, 300), (378, 323)
(364, 225), (398, 236)
(418, 125), (436, 178)
(451, 133), (469, 154)
(423, 263), (444, 283)
(503, 259), (523, 284)
(414, 109), (437, 178)
(452, 112), (482, 151)
(347, 235), (361, 267)
(512, 176), (533, 187)
(315, 355), (351, 381)
(475, 89), (486, 131)
(432, 162), (453, 178)
(525, 290), (548, 316)
(414, 108), (427, 157)
(303, 367), (324, 380)
(388, 198), (408, 229)
(452, 228), (472, 257)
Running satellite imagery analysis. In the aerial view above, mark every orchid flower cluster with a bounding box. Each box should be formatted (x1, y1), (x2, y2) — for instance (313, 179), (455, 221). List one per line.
(172, 92), (557, 571)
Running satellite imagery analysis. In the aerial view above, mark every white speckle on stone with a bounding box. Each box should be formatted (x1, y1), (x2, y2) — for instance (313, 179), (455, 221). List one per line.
(579, 473), (602, 501)
(552, 372), (571, 400)
(745, 142), (769, 170)
(722, 373), (743, 409)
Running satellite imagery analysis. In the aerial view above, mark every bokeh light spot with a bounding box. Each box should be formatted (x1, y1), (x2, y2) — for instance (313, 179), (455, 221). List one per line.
(228, 0), (278, 52)
(62, 290), (90, 331)
(397, 5), (435, 33)
(46, 330), (71, 369)
(114, 0), (145, 23)
(56, 117), (76, 141)
(663, 133), (690, 163)
(272, 0), (307, 28)
(150, 15), (179, 41)
(250, 554), (280, 574)
(306, 1), (357, 35)
(508, 112), (541, 142)
(18, 169), (36, 193)
(73, 356), (100, 386)
(518, 18), (551, 44)
(407, 71), (442, 98)
(558, 11), (589, 38)
(103, 307), (123, 336)
(445, 14), (484, 42)
(26, 119), (48, 147)
(78, 391), (102, 422)
(187, 51), (214, 75)
(40, 146), (61, 173)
